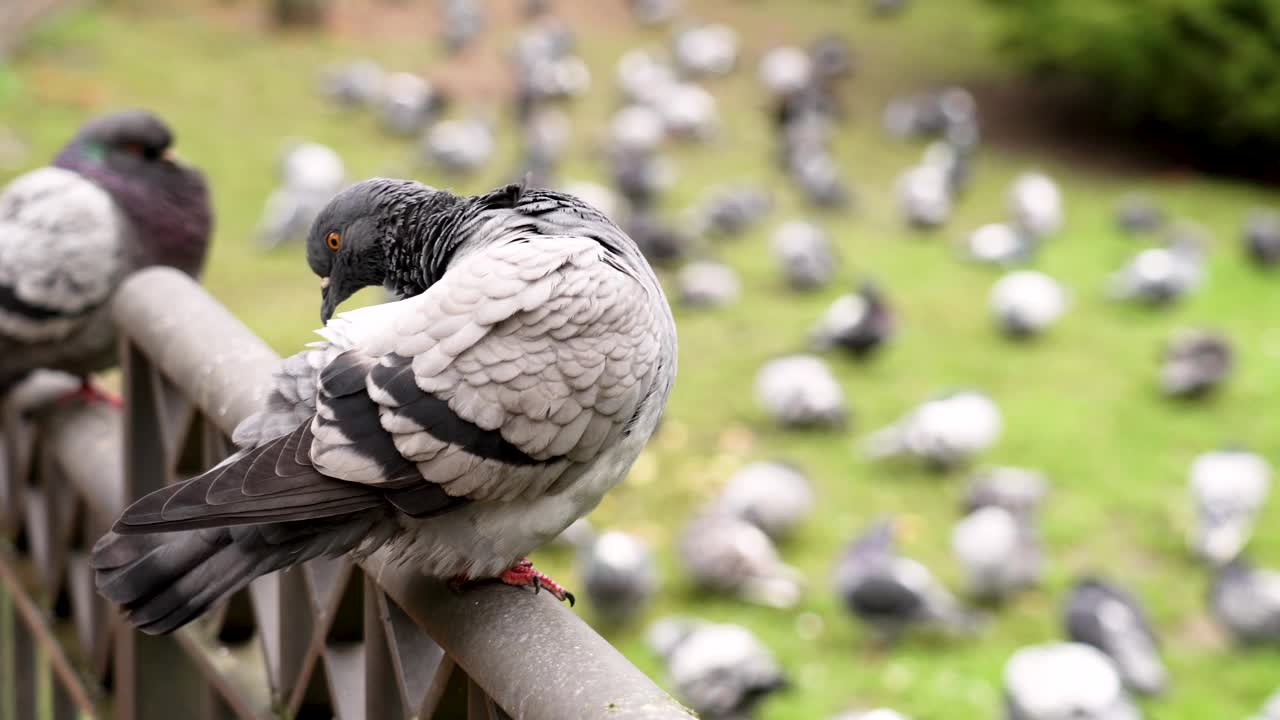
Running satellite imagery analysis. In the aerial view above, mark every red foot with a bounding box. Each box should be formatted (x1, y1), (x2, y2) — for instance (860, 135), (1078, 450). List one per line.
(499, 558), (575, 605)
(58, 380), (121, 409)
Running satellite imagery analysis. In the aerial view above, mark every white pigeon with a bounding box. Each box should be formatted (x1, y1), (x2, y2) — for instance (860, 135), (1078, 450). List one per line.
(771, 220), (835, 291)
(759, 46), (814, 97)
(577, 529), (659, 624)
(755, 355), (847, 429)
(1109, 230), (1205, 305)
(677, 260), (740, 309)
(963, 222), (1034, 266)
(1003, 643), (1141, 720)
(679, 513), (803, 608)
(672, 23), (740, 77)
(1188, 448), (1271, 565)
(1008, 172), (1063, 240)
(647, 618), (787, 720)
(713, 461), (814, 539)
(988, 270), (1068, 338)
(421, 118), (495, 176)
(896, 164), (952, 229)
(864, 390), (1002, 469)
(951, 505), (1042, 602)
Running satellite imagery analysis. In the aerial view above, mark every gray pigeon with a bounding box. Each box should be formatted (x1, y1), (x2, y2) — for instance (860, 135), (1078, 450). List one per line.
(1109, 229), (1205, 305)
(1187, 447), (1270, 565)
(517, 106), (570, 186)
(988, 270), (1068, 339)
(655, 82), (720, 141)
(896, 163), (951, 229)
(0, 110), (212, 396)
(1063, 577), (1168, 696)
(963, 222), (1034, 266)
(1243, 208), (1280, 267)
(647, 617), (787, 720)
(440, 0), (483, 54)
(319, 59), (384, 107)
(679, 512), (802, 608)
(610, 104), (667, 156)
(835, 519), (979, 642)
(421, 117), (495, 176)
(616, 49), (679, 106)
(677, 260), (740, 308)
(1210, 559), (1280, 645)
(713, 461), (814, 539)
(577, 529), (659, 624)
(257, 141), (345, 250)
(789, 149), (853, 209)
(951, 505), (1042, 602)
(628, 0), (681, 25)
(1160, 329), (1233, 398)
(376, 72), (445, 137)
(1114, 194), (1164, 235)
(1003, 642), (1141, 720)
(691, 185), (772, 239)
(863, 390), (1002, 470)
(771, 220), (835, 291)
(92, 179), (677, 633)
(1007, 172), (1063, 241)
(672, 23), (739, 78)
(810, 281), (894, 359)
(963, 467), (1049, 517)
(754, 354), (847, 429)
(628, 212), (691, 267)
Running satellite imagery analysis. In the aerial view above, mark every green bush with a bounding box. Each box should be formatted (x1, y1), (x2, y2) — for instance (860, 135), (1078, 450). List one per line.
(989, 0), (1280, 154)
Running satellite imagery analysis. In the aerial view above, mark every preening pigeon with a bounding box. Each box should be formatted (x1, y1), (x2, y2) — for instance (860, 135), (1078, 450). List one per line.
(963, 466), (1049, 517)
(1160, 329), (1233, 399)
(836, 519), (979, 642)
(677, 260), (740, 308)
(988, 270), (1068, 339)
(92, 179), (677, 633)
(713, 461), (814, 539)
(863, 390), (1002, 470)
(771, 220), (835, 291)
(1210, 559), (1280, 645)
(257, 141), (345, 250)
(577, 529), (659, 624)
(1187, 447), (1270, 565)
(647, 617), (787, 720)
(810, 281), (893, 359)
(679, 512), (803, 608)
(1243, 208), (1280, 268)
(1003, 643), (1141, 720)
(1063, 577), (1168, 696)
(951, 505), (1042, 602)
(1007, 172), (1063, 241)
(754, 354), (847, 429)
(0, 110), (211, 395)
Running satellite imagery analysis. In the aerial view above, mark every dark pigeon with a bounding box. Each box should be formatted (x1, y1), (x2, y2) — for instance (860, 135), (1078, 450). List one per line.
(1063, 577), (1168, 696)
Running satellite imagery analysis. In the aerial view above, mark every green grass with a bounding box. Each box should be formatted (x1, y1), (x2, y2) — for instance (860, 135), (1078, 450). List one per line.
(2, 1), (1279, 718)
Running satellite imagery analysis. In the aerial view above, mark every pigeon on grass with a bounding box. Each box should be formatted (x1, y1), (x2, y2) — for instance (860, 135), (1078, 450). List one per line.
(93, 179), (676, 634)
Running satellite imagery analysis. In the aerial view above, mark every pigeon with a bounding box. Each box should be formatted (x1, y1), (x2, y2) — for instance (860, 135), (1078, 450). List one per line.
(883, 87), (976, 141)
(759, 46), (814, 98)
(616, 48), (679, 106)
(1003, 643), (1141, 720)
(92, 179), (677, 633)
(677, 260), (740, 308)
(1243, 208), (1280, 267)
(1109, 228), (1205, 304)
(788, 150), (853, 210)
(628, 212), (691, 267)
(421, 118), (495, 176)
(517, 106), (571, 186)
(754, 355), (847, 429)
(647, 617), (787, 720)
(1160, 329), (1232, 398)
(511, 25), (590, 115)
(713, 461), (814, 540)
(896, 164), (951, 229)
(963, 222), (1034, 266)
(922, 139), (975, 195)
(691, 185), (772, 239)
(1210, 559), (1280, 645)
(376, 72), (445, 137)
(440, 0), (483, 54)
(831, 710), (910, 720)
(654, 82), (719, 141)
(963, 466), (1049, 517)
(0, 110), (212, 396)
(771, 220), (835, 291)
(608, 148), (674, 212)
(1114, 194), (1164, 235)
(1187, 447), (1271, 565)
(257, 141), (345, 250)
(628, 0), (681, 26)
(609, 104), (668, 155)
(672, 23), (739, 78)
(864, 390), (1002, 470)
(835, 519), (979, 642)
(1063, 577), (1168, 696)
(809, 34), (854, 84)
(577, 529), (659, 624)
(988, 270), (1068, 339)
(678, 513), (803, 608)
(810, 281), (894, 359)
(951, 505), (1042, 602)
(1007, 172), (1063, 241)
(319, 59), (384, 107)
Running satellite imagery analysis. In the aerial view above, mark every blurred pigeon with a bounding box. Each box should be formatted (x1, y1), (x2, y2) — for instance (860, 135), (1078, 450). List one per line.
(610, 104), (668, 155)
(1114, 194), (1164, 235)
(759, 46), (813, 98)
(677, 260), (740, 308)
(896, 164), (951, 229)
(647, 617), (787, 720)
(951, 505), (1042, 602)
(422, 117), (495, 175)
(869, 0), (910, 17)
(518, 106), (570, 185)
(771, 220), (835, 291)
(691, 185), (772, 239)
(673, 23), (739, 78)
(1243, 208), (1280, 267)
(790, 150), (853, 210)
(864, 391), (1002, 470)
(655, 82), (719, 141)
(963, 467), (1049, 517)
(679, 513), (803, 608)
(810, 281), (893, 359)
(609, 148), (673, 211)
(809, 34), (854, 84)
(628, 212), (691, 266)
(922, 139), (975, 195)
(1210, 559), (1280, 645)
(0, 110), (211, 395)
(1188, 447), (1271, 565)
(1064, 577), (1168, 696)
(1109, 229), (1205, 304)
(831, 711), (910, 720)
(320, 59), (384, 107)
(548, 516), (594, 550)
(629, 0), (681, 25)
(92, 180), (676, 632)
(989, 270), (1068, 339)
(377, 72), (444, 136)
(964, 222), (1033, 266)
(713, 461), (814, 539)
(755, 355), (847, 429)
(1160, 329), (1232, 398)
(616, 48), (679, 106)
(883, 87), (975, 140)
(440, 0), (483, 54)
(1003, 643), (1141, 720)
(257, 141), (345, 250)
(1008, 172), (1063, 240)
(835, 519), (979, 642)
(577, 529), (659, 623)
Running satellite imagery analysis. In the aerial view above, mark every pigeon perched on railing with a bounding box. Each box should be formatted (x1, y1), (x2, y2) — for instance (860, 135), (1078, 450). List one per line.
(1002, 643), (1141, 720)
(1210, 559), (1280, 645)
(755, 354), (847, 429)
(679, 512), (803, 608)
(712, 461), (814, 539)
(0, 110), (211, 397)
(577, 529), (659, 624)
(864, 390), (1002, 470)
(811, 281), (894, 359)
(951, 505), (1042, 603)
(93, 179), (677, 633)
(1187, 447), (1271, 565)
(257, 141), (345, 250)
(647, 617), (787, 720)
(1063, 577), (1169, 696)
(771, 220), (835, 291)
(988, 270), (1068, 339)
(1160, 329), (1233, 398)
(1243, 208), (1280, 267)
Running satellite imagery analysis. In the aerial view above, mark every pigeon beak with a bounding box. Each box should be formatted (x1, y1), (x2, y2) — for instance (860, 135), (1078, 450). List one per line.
(320, 277), (336, 324)
(162, 148), (178, 162)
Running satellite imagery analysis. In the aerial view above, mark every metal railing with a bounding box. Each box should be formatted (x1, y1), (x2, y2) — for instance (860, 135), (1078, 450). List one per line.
(0, 267), (693, 720)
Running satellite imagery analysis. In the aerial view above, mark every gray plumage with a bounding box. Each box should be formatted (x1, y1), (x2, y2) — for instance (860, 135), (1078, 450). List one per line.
(655, 82), (720, 141)
(677, 260), (740, 308)
(712, 461), (814, 539)
(93, 179), (676, 634)
(963, 467), (1049, 517)
(883, 87), (976, 141)
(1243, 208), (1280, 267)
(864, 390), (1002, 470)
(610, 104), (667, 155)
(319, 59), (384, 107)
(759, 47), (813, 98)
(771, 220), (835, 291)
(672, 23), (739, 78)
(421, 118), (495, 176)
(896, 164), (951, 229)
(679, 513), (802, 608)
(1210, 560), (1280, 645)
(257, 141), (345, 250)
(1003, 643), (1141, 720)
(616, 49), (678, 106)
(691, 185), (772, 239)
(951, 505), (1042, 602)
(647, 617), (787, 720)
(1187, 447), (1270, 566)
(376, 72), (444, 137)
(1063, 577), (1168, 696)
(609, 147), (674, 212)
(628, 212), (690, 267)
(989, 270), (1068, 339)
(577, 529), (658, 624)
(810, 281), (893, 359)
(754, 354), (847, 429)
(1160, 329), (1232, 398)
(628, 0), (681, 25)
(0, 110), (211, 391)
(440, 0), (483, 54)
(1114, 194), (1164, 235)
(789, 149), (853, 209)
(1109, 229), (1205, 305)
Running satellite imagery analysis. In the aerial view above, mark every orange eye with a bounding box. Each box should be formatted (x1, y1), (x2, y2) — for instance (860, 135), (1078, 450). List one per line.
(123, 143), (143, 155)
(326, 232), (341, 251)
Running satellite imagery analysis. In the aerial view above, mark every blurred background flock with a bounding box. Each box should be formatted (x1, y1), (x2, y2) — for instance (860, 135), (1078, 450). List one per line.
(3, 0), (1280, 718)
